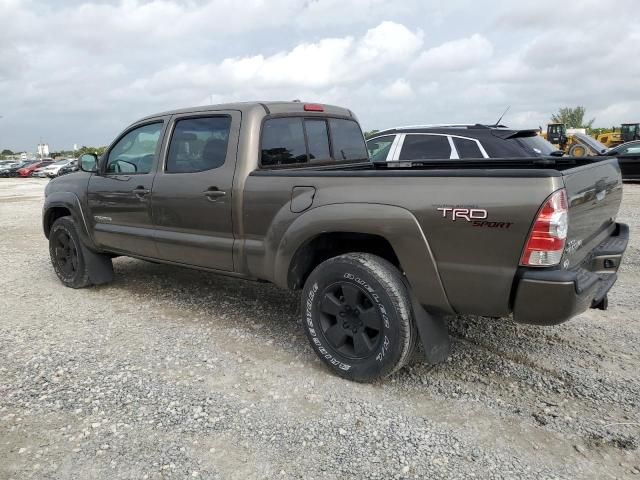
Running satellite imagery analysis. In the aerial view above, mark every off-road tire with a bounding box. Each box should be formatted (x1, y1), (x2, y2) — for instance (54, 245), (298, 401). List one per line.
(301, 253), (417, 382)
(49, 216), (104, 288)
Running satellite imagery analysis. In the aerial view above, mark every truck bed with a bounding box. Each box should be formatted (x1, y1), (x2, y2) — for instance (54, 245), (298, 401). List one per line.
(253, 156), (617, 177)
(246, 156), (623, 318)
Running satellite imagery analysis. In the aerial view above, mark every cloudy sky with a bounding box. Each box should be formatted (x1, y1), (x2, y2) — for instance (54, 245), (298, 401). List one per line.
(1, 0), (639, 152)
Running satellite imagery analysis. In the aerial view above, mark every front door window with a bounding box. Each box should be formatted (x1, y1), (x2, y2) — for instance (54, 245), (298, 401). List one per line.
(106, 123), (163, 174)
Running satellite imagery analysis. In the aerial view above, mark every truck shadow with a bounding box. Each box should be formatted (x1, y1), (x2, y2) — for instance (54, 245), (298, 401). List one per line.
(106, 256), (581, 375)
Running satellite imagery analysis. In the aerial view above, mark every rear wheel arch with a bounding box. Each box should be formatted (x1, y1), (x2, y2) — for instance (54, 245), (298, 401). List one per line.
(287, 231), (400, 290)
(273, 203), (453, 314)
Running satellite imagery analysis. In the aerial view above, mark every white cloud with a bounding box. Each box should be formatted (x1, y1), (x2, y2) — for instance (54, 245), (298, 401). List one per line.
(411, 34), (493, 73)
(381, 79), (414, 100)
(127, 21), (423, 94)
(1, 0), (639, 150)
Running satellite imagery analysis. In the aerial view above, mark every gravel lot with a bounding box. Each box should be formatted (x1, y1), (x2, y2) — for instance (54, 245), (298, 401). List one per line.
(1, 177), (639, 479)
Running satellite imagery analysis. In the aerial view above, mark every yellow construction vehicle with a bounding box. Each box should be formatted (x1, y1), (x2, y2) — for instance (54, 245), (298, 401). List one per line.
(595, 123), (639, 148)
(596, 130), (622, 148)
(541, 123), (568, 150)
(568, 132), (608, 156)
(621, 123), (640, 142)
(541, 123), (607, 157)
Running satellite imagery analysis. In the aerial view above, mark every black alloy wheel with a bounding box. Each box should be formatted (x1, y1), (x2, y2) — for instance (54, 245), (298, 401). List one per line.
(52, 229), (79, 276)
(317, 282), (383, 359)
(301, 253), (417, 382)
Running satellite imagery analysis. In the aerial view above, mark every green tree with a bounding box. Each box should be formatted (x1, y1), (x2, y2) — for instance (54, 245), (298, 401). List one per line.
(551, 106), (595, 129)
(77, 145), (107, 157)
(1, 149), (14, 156)
(364, 129), (380, 139)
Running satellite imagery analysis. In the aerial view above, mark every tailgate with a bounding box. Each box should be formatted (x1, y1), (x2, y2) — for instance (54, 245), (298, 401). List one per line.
(562, 157), (623, 268)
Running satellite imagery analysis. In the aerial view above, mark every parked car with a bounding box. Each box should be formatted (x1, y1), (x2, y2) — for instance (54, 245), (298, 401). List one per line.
(31, 166), (49, 178)
(17, 160), (53, 177)
(605, 140), (640, 180)
(366, 124), (562, 162)
(0, 160), (38, 177)
(43, 101), (627, 382)
(33, 159), (74, 178)
(56, 160), (79, 177)
(0, 160), (23, 172)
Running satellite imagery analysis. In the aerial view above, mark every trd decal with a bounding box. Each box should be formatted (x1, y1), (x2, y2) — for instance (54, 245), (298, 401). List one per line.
(437, 207), (488, 222)
(436, 207), (513, 228)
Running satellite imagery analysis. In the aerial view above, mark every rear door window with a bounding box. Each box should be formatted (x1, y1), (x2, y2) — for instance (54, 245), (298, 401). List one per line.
(452, 137), (483, 159)
(329, 118), (368, 161)
(166, 116), (231, 173)
(399, 134), (451, 160)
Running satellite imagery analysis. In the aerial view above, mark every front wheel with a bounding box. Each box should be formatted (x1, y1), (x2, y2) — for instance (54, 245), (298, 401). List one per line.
(301, 253), (417, 382)
(49, 216), (114, 288)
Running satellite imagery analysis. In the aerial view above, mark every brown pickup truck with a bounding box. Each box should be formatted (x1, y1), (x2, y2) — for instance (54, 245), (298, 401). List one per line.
(43, 101), (628, 382)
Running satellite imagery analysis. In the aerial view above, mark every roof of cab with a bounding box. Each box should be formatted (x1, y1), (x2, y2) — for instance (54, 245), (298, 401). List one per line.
(138, 101), (355, 122)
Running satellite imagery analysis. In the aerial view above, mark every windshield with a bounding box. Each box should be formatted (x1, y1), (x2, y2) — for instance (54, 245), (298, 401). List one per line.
(52, 159), (69, 166)
(513, 135), (558, 156)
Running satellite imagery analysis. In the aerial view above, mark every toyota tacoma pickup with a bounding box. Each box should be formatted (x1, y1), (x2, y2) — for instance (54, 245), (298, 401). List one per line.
(43, 101), (628, 382)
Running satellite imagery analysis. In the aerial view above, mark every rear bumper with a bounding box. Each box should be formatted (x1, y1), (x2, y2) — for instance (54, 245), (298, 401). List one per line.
(513, 223), (629, 325)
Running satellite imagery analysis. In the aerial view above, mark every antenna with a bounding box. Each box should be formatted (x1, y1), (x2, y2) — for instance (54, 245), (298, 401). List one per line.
(494, 105), (511, 126)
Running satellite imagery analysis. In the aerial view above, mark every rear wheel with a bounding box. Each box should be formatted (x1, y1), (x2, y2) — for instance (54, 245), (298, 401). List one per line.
(301, 253), (416, 382)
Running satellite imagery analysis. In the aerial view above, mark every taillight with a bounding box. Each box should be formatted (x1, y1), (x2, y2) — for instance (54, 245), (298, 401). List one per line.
(520, 189), (568, 266)
(303, 103), (324, 112)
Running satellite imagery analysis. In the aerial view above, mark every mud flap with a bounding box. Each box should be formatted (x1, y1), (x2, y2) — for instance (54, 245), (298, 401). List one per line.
(79, 242), (114, 285)
(409, 292), (450, 364)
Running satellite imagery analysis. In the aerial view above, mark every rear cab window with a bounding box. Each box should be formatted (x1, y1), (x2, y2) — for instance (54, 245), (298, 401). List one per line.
(260, 116), (367, 167)
(329, 118), (368, 161)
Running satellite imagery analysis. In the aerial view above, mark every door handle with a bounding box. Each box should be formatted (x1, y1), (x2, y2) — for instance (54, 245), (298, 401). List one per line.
(133, 186), (150, 198)
(203, 187), (226, 201)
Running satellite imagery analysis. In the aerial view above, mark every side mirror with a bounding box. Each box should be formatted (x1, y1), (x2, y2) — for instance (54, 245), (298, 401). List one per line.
(79, 153), (98, 173)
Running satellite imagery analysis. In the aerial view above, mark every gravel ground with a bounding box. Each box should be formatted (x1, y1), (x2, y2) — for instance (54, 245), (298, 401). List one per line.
(1, 177), (639, 480)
